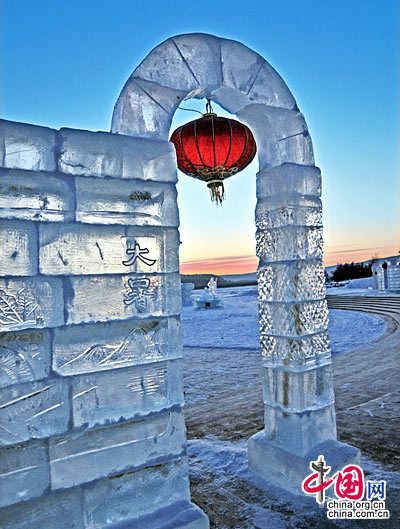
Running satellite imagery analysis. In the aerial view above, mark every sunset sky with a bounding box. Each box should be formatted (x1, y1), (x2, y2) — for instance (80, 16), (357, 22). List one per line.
(2, 0), (399, 275)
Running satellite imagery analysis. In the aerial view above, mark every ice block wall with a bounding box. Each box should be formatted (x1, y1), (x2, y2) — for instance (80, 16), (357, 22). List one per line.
(0, 120), (208, 528)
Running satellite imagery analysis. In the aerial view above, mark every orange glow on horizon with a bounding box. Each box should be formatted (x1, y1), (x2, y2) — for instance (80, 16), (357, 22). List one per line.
(180, 245), (399, 275)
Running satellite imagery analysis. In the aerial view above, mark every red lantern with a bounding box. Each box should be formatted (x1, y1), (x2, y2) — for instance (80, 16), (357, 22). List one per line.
(170, 101), (257, 204)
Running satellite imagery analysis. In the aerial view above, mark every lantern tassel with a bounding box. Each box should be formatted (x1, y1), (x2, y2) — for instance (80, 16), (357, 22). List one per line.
(207, 181), (225, 205)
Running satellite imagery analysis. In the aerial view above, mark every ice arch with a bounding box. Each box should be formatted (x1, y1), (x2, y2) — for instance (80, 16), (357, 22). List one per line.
(112, 32), (359, 498)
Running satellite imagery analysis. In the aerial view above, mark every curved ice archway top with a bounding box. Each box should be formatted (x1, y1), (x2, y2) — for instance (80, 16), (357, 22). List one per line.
(111, 33), (315, 171)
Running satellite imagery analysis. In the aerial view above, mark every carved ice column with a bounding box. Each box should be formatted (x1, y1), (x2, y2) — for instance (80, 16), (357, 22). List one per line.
(246, 152), (360, 493)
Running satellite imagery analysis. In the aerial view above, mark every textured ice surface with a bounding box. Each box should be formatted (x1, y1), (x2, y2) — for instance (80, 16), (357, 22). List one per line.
(83, 458), (191, 528)
(71, 360), (183, 428)
(111, 78), (186, 139)
(237, 105), (314, 169)
(39, 224), (179, 275)
(260, 332), (331, 367)
(134, 34), (222, 93)
(0, 488), (84, 529)
(76, 177), (178, 227)
(0, 440), (49, 507)
(49, 410), (185, 489)
(256, 200), (323, 229)
(53, 317), (181, 376)
(0, 220), (38, 276)
(0, 329), (51, 387)
(262, 363), (334, 412)
(259, 300), (329, 337)
(58, 127), (178, 181)
(0, 120), (55, 172)
(256, 163), (321, 198)
(263, 403), (337, 455)
(0, 169), (74, 222)
(65, 273), (181, 325)
(0, 378), (69, 446)
(256, 226), (323, 262)
(213, 39), (296, 114)
(257, 261), (326, 302)
(0, 277), (64, 331)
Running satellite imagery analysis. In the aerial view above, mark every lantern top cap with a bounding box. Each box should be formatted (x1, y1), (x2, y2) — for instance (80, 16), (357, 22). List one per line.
(202, 112), (217, 117)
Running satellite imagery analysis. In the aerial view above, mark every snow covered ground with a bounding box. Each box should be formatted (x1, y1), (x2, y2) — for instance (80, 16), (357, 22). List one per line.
(188, 437), (400, 529)
(326, 276), (400, 296)
(181, 285), (399, 528)
(181, 285), (387, 353)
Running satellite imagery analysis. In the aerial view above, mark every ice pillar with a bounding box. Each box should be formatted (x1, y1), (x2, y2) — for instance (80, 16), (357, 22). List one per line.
(247, 161), (360, 493)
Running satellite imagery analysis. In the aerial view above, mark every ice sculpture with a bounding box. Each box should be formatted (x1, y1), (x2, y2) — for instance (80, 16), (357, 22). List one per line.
(194, 277), (222, 309)
(0, 32), (360, 529)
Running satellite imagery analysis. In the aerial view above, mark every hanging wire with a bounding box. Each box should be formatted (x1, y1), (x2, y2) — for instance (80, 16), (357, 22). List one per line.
(178, 97), (215, 115)
(177, 107), (203, 114)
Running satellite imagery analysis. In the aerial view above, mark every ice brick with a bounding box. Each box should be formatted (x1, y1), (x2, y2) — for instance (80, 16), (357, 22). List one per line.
(262, 364), (334, 413)
(0, 378), (69, 446)
(58, 127), (178, 181)
(133, 34), (222, 93)
(39, 224), (179, 275)
(76, 177), (178, 227)
(237, 105), (314, 169)
(246, 61), (296, 109)
(53, 317), (181, 376)
(65, 273), (181, 325)
(0, 277), (64, 331)
(111, 78), (186, 139)
(211, 38), (295, 113)
(257, 261), (326, 302)
(256, 163), (321, 198)
(256, 199), (323, 229)
(0, 120), (56, 172)
(0, 489), (84, 529)
(49, 410), (185, 489)
(0, 329), (51, 387)
(0, 220), (38, 276)
(82, 458), (190, 528)
(263, 403), (337, 455)
(260, 332), (331, 368)
(71, 360), (183, 428)
(259, 300), (329, 337)
(0, 440), (50, 507)
(256, 226), (323, 262)
(0, 168), (74, 222)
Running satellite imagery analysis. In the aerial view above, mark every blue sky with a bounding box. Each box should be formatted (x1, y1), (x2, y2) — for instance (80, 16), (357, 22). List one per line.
(2, 0), (399, 271)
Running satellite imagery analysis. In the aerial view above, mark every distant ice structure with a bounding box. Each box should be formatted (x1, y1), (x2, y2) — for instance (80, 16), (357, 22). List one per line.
(194, 277), (222, 309)
(181, 282), (194, 306)
(372, 256), (400, 291)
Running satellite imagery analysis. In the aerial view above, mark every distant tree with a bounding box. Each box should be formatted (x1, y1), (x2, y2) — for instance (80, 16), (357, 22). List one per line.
(331, 262), (372, 282)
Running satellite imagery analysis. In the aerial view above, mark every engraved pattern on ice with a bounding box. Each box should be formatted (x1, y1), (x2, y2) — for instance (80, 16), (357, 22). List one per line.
(39, 224), (179, 275)
(65, 274), (181, 325)
(259, 300), (329, 337)
(0, 278), (63, 331)
(71, 361), (183, 427)
(256, 226), (323, 262)
(0, 379), (69, 446)
(53, 318), (181, 376)
(0, 329), (51, 388)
